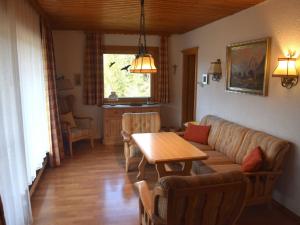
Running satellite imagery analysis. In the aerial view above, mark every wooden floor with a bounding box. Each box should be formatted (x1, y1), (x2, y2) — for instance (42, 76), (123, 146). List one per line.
(31, 141), (299, 225)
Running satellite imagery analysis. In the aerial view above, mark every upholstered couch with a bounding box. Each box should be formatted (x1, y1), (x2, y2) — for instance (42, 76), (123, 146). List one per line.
(186, 115), (291, 205)
(136, 171), (248, 225)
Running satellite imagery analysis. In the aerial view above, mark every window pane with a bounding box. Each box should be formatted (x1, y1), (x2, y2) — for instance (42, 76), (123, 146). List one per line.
(103, 54), (151, 98)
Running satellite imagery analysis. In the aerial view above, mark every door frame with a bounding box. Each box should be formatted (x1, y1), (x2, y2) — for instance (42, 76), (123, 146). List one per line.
(181, 47), (198, 126)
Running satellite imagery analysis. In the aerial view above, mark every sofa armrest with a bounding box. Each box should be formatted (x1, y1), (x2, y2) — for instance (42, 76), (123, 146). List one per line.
(135, 181), (153, 216)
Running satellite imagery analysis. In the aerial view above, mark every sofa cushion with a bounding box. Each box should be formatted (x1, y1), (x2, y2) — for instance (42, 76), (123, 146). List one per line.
(241, 146), (263, 172)
(236, 130), (290, 171)
(200, 115), (225, 149)
(192, 160), (241, 175)
(61, 112), (77, 128)
(214, 122), (248, 162)
(189, 141), (213, 151)
(184, 124), (211, 144)
(203, 151), (234, 165)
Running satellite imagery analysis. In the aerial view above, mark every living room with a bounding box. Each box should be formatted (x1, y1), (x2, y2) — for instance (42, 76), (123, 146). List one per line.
(1, 0), (300, 225)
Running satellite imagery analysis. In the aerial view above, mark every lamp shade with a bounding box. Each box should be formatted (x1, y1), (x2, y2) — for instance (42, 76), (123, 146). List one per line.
(272, 58), (298, 77)
(130, 54), (157, 74)
(208, 59), (222, 75)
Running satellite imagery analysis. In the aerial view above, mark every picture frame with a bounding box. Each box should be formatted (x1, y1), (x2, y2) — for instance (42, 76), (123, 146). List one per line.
(226, 37), (271, 96)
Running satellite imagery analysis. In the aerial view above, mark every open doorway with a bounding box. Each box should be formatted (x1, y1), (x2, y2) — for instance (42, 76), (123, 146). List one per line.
(181, 47), (198, 125)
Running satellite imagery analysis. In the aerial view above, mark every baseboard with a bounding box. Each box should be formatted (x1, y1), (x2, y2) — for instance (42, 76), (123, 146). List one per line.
(29, 156), (48, 197)
(272, 199), (300, 222)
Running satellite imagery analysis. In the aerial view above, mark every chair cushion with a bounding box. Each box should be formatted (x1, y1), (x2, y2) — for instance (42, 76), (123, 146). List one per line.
(61, 112), (76, 128)
(241, 146), (263, 172)
(184, 124), (211, 144)
(70, 128), (90, 139)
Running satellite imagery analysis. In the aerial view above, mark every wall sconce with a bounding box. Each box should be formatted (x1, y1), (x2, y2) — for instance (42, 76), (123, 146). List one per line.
(272, 51), (299, 89)
(208, 59), (222, 81)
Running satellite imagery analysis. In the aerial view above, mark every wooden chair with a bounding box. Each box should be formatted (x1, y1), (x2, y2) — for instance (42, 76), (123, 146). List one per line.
(121, 112), (161, 172)
(135, 171), (248, 225)
(58, 95), (94, 156)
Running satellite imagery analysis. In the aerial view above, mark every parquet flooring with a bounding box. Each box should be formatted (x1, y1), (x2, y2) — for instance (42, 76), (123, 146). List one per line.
(31, 141), (299, 225)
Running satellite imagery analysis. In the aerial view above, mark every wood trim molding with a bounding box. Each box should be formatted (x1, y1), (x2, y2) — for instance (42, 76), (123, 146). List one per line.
(181, 47), (198, 125)
(102, 45), (160, 102)
(29, 156), (48, 197)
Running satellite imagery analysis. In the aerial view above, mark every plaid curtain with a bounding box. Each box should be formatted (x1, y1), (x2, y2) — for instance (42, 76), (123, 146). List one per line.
(41, 21), (64, 167)
(83, 32), (104, 105)
(152, 36), (170, 103)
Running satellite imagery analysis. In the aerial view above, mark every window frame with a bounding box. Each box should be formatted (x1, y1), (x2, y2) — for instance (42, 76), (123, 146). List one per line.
(102, 45), (159, 104)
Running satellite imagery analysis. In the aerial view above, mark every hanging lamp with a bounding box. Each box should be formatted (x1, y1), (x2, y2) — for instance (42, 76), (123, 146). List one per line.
(130, 0), (157, 74)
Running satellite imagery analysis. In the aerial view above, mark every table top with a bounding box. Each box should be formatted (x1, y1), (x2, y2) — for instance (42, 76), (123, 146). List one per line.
(132, 132), (208, 163)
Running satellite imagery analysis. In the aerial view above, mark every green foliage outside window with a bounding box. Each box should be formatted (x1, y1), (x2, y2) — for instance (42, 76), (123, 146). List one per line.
(103, 54), (151, 98)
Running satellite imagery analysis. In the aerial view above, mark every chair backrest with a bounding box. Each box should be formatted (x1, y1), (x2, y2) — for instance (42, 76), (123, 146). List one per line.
(154, 171), (248, 225)
(122, 112), (161, 135)
(58, 95), (75, 114)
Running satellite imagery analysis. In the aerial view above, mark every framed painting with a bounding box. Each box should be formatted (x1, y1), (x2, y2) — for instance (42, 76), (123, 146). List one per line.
(226, 37), (271, 96)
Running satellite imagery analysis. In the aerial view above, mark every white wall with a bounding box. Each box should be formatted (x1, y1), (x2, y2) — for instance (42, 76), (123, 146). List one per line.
(168, 0), (300, 215)
(53, 31), (160, 138)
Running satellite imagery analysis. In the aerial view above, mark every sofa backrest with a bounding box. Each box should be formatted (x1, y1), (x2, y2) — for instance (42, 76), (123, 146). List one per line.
(236, 130), (290, 171)
(155, 171), (248, 225)
(122, 112), (161, 135)
(200, 115), (225, 148)
(201, 115), (290, 171)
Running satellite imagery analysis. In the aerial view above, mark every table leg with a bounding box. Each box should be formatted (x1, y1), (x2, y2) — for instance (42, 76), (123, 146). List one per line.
(156, 161), (192, 179)
(137, 155), (147, 180)
(182, 161), (192, 176)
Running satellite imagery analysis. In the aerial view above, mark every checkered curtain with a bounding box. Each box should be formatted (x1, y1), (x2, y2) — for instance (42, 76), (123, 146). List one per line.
(41, 21), (64, 167)
(83, 32), (104, 106)
(156, 35), (170, 103)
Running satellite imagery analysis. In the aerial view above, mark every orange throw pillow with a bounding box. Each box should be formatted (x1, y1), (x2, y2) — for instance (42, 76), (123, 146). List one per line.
(242, 146), (263, 172)
(184, 124), (211, 144)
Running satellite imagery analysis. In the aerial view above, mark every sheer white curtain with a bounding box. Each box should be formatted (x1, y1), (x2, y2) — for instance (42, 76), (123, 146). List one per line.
(0, 0), (51, 224)
(0, 0), (32, 224)
(15, 0), (50, 185)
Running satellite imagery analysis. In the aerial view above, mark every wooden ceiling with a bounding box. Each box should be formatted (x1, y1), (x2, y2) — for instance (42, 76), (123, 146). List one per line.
(33, 0), (266, 34)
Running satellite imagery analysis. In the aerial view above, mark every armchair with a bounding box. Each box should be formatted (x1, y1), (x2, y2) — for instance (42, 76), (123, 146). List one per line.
(135, 171), (248, 225)
(58, 95), (94, 156)
(121, 112), (161, 172)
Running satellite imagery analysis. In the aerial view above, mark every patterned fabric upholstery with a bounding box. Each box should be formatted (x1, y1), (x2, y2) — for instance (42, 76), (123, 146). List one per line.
(191, 115), (291, 205)
(155, 171), (248, 224)
(236, 130), (290, 171)
(200, 115), (225, 149)
(122, 112), (161, 171)
(70, 128), (90, 139)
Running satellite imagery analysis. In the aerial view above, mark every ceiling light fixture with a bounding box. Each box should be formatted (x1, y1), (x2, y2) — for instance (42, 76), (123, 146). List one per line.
(130, 0), (157, 74)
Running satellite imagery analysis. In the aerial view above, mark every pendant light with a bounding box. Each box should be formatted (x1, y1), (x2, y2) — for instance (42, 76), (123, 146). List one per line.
(130, 0), (157, 74)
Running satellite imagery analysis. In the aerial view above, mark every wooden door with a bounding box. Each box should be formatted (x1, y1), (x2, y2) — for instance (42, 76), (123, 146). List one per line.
(181, 47), (198, 125)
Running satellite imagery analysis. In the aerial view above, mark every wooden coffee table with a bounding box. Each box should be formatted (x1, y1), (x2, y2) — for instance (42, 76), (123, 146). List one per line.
(132, 132), (208, 180)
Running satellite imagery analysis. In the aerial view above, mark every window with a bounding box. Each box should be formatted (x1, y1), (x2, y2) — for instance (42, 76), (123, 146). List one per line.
(103, 53), (151, 99)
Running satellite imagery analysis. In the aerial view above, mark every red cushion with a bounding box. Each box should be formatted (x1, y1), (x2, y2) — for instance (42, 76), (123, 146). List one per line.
(184, 124), (211, 145)
(242, 146), (263, 172)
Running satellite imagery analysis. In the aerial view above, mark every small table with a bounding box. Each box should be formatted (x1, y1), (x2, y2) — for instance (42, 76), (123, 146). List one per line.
(132, 132), (208, 180)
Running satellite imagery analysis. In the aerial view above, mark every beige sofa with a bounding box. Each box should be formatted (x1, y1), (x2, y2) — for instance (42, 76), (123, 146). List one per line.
(187, 115), (290, 205)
